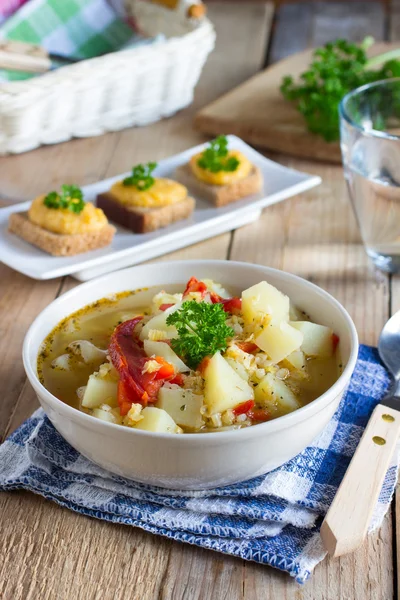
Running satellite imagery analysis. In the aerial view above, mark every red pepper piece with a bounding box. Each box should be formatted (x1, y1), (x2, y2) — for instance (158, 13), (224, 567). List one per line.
(169, 373), (184, 386)
(210, 293), (242, 315)
(183, 277), (207, 298)
(199, 356), (211, 375)
(232, 399), (255, 416)
(159, 303), (174, 311)
(118, 380), (135, 416)
(109, 318), (174, 411)
(153, 356), (175, 379)
(332, 333), (340, 352)
(221, 297), (242, 314)
(247, 408), (271, 422)
(237, 341), (258, 353)
(109, 317), (147, 405)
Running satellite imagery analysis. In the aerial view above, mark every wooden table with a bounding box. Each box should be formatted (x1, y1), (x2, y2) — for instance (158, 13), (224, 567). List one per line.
(0, 2), (399, 598)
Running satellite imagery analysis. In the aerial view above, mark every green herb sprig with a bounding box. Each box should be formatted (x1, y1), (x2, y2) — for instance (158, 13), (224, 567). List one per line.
(280, 37), (400, 142)
(166, 300), (234, 369)
(44, 185), (85, 214)
(197, 135), (240, 173)
(123, 162), (157, 190)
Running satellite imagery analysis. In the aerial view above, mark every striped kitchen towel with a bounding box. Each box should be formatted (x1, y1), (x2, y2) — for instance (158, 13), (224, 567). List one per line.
(0, 345), (398, 584)
(0, 0), (144, 80)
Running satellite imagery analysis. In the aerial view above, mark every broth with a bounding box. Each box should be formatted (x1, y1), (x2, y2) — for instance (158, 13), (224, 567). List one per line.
(39, 291), (147, 410)
(38, 283), (341, 433)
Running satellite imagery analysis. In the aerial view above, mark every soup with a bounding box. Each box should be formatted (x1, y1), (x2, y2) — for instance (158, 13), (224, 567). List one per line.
(38, 277), (341, 434)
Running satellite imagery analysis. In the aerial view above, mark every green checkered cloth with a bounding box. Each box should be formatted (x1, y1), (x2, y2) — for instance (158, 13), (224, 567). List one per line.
(0, 0), (135, 80)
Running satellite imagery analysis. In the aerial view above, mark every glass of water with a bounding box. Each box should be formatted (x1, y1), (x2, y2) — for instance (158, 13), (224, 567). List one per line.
(340, 78), (400, 273)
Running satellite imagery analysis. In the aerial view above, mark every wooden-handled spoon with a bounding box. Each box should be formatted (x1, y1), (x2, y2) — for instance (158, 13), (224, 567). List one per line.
(321, 311), (400, 557)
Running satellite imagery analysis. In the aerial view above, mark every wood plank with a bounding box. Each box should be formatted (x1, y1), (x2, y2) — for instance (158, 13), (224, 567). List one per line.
(1, 1), (274, 438)
(226, 1), (393, 596)
(0, 5), (274, 600)
(0, 266), (61, 443)
(194, 41), (393, 164)
(229, 159), (393, 600)
(0, 493), (172, 600)
(1, 2), (395, 599)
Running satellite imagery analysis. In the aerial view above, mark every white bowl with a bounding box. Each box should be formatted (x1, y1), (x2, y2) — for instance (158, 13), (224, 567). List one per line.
(23, 260), (359, 490)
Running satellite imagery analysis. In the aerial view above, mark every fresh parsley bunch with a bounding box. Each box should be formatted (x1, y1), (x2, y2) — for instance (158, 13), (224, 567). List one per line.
(281, 37), (400, 142)
(44, 184), (85, 214)
(197, 135), (240, 173)
(123, 162), (157, 190)
(166, 300), (234, 369)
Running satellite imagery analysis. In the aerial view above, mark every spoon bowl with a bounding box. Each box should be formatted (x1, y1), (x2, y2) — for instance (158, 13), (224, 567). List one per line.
(378, 310), (400, 389)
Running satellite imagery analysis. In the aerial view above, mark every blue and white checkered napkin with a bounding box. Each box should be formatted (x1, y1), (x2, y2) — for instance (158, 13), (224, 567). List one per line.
(0, 345), (398, 584)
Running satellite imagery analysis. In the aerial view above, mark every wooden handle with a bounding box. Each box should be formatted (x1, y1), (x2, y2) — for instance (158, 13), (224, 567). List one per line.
(321, 403), (400, 557)
(0, 40), (51, 73)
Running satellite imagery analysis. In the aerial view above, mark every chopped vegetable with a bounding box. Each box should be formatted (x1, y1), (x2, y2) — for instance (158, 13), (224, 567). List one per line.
(197, 135), (240, 173)
(204, 351), (254, 414)
(157, 387), (204, 429)
(183, 276), (208, 298)
(117, 380), (134, 416)
(159, 303), (175, 311)
(220, 297), (242, 314)
(44, 184), (85, 214)
(166, 300), (234, 369)
(109, 318), (176, 414)
(133, 406), (179, 433)
(144, 339), (189, 373)
(281, 37), (400, 142)
(41, 277), (341, 434)
(290, 321), (335, 358)
(169, 373), (184, 386)
(247, 408), (271, 422)
(236, 341), (258, 353)
(153, 356), (175, 379)
(123, 162), (157, 190)
(242, 281), (289, 325)
(232, 399), (255, 416)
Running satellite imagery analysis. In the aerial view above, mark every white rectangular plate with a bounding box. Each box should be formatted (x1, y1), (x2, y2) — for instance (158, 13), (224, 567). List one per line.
(0, 136), (321, 281)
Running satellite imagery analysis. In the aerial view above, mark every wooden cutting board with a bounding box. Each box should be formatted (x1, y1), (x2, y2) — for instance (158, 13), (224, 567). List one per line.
(194, 43), (397, 163)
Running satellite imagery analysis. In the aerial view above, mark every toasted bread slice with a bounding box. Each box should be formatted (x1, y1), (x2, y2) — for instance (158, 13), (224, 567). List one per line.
(8, 212), (116, 257)
(96, 194), (195, 234)
(174, 163), (263, 207)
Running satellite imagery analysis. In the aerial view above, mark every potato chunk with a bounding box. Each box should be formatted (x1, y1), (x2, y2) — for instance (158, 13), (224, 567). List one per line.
(67, 340), (107, 364)
(285, 350), (306, 371)
(81, 374), (118, 409)
(157, 387), (204, 429)
(204, 352), (254, 415)
(254, 322), (303, 363)
(140, 303), (181, 341)
(92, 407), (121, 424)
(255, 372), (300, 417)
(290, 321), (334, 358)
(225, 357), (249, 381)
(144, 340), (189, 372)
(241, 281), (290, 325)
(133, 407), (179, 433)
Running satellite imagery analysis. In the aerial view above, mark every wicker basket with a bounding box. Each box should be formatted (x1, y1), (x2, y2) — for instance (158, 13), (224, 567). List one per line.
(0, 11), (215, 155)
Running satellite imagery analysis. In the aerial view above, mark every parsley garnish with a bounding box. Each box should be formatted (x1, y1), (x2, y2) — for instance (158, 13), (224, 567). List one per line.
(123, 162), (157, 190)
(166, 301), (234, 369)
(281, 37), (400, 142)
(197, 135), (240, 173)
(44, 185), (85, 214)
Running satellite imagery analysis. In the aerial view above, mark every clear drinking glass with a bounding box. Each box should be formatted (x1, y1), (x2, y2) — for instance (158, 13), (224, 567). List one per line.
(340, 78), (400, 273)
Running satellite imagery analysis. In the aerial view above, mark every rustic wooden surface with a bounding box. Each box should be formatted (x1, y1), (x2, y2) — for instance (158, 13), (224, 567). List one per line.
(194, 41), (396, 163)
(195, 38), (391, 162)
(0, 2), (398, 599)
